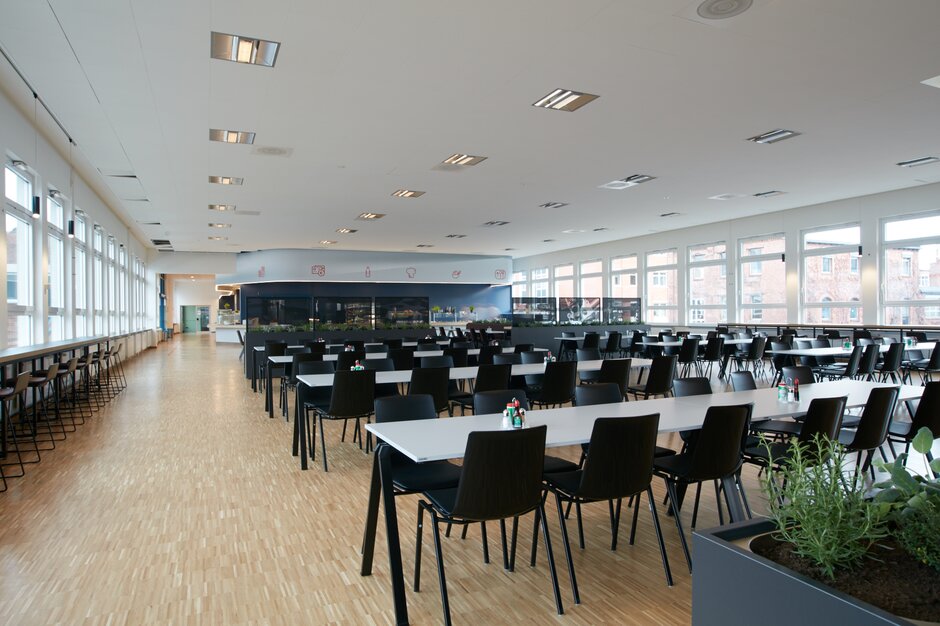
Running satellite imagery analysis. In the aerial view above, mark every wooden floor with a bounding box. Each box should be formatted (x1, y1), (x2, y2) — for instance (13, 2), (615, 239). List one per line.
(0, 334), (774, 625)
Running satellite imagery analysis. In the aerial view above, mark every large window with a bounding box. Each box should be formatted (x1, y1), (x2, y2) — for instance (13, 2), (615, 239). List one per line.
(511, 270), (527, 298)
(610, 255), (638, 298)
(687, 242), (727, 325)
(75, 246), (87, 335)
(553, 264), (574, 299)
(6, 212), (33, 346)
(739, 234), (786, 323)
(93, 235), (104, 334)
(119, 246), (128, 332)
(802, 224), (862, 324)
(107, 236), (116, 332)
(46, 195), (64, 230)
(531, 268), (549, 298)
(646, 249), (678, 324)
(882, 213), (940, 325)
(47, 234), (64, 340)
(5, 166), (31, 207)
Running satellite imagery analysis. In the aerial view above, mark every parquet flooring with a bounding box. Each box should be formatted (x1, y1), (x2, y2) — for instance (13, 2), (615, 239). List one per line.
(0, 334), (773, 625)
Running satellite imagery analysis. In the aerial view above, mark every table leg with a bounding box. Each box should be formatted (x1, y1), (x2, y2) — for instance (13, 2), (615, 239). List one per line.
(361, 448), (382, 575)
(267, 364), (274, 418)
(720, 475), (746, 523)
(251, 349), (258, 392)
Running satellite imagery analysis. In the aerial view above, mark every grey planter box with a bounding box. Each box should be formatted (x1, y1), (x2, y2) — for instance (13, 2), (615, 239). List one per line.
(693, 518), (918, 626)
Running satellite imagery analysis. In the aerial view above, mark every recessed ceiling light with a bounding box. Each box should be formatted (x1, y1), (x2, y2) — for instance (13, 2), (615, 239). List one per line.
(208, 223), (232, 228)
(708, 193), (745, 200)
(532, 88), (599, 112)
(753, 190), (785, 198)
(697, 0), (753, 20)
(210, 32), (280, 67)
(660, 212), (681, 217)
(209, 129), (256, 144)
(392, 189), (425, 198)
(598, 174), (656, 190)
(921, 74), (940, 89)
(543, 239), (556, 243)
(336, 228), (357, 234)
(747, 129), (801, 144)
(208, 236), (228, 241)
(442, 153), (487, 166)
(593, 227), (609, 232)
(539, 202), (569, 209)
(209, 175), (243, 185)
(504, 248), (516, 251)
(482, 220), (510, 227)
(357, 212), (385, 220)
(416, 244), (434, 248)
(897, 156), (940, 168)
(445, 234), (466, 238)
(319, 240), (336, 245)
(209, 204), (236, 212)
(562, 229), (587, 234)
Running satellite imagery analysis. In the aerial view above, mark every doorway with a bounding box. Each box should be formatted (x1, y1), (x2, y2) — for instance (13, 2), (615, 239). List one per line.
(181, 305), (211, 333)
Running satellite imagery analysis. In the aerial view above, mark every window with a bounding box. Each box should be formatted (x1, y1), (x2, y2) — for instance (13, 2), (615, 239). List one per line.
(75, 215), (86, 243)
(6, 212), (33, 346)
(849, 298), (860, 322)
(107, 237), (116, 333)
(93, 250), (104, 334)
(688, 242), (727, 325)
(531, 268), (549, 298)
(46, 196), (64, 230)
(47, 234), (65, 340)
(646, 249), (678, 324)
(882, 213), (940, 325)
(579, 260), (603, 318)
(802, 225), (862, 323)
(75, 246), (87, 335)
(554, 264), (574, 298)
(512, 270), (527, 298)
(119, 246), (128, 332)
(5, 166), (31, 207)
(610, 255), (638, 298)
(739, 234), (786, 324)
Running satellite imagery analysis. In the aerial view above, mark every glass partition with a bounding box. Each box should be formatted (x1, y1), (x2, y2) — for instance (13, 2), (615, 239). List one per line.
(375, 296), (429, 329)
(559, 297), (601, 324)
(246, 297), (312, 331)
(512, 297), (556, 324)
(604, 297), (642, 323)
(315, 296), (372, 330)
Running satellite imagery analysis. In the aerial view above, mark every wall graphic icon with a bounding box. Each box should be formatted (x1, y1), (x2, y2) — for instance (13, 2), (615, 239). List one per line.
(311, 265), (326, 277)
(406, 267), (416, 279)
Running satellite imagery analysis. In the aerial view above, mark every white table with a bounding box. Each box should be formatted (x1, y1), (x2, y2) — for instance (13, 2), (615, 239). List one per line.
(770, 342), (936, 358)
(360, 379), (922, 624)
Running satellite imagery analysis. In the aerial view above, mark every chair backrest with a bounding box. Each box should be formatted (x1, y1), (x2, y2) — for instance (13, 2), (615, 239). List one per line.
(747, 336), (768, 360)
(910, 381), (940, 439)
(856, 338), (874, 347)
(265, 341), (288, 357)
(688, 403), (753, 481)
(603, 332), (622, 353)
(926, 344), (940, 371)
(452, 341), (473, 350)
(472, 363), (512, 393)
(576, 348), (601, 362)
(673, 377), (712, 397)
(344, 340), (365, 351)
(408, 366), (450, 413)
(677, 337), (700, 363)
(493, 353), (520, 366)
(451, 426), (547, 521)
(858, 344), (880, 376)
(326, 370), (376, 417)
(729, 370), (757, 391)
(11, 370), (31, 395)
(847, 386), (900, 451)
(577, 414), (660, 500)
(328, 345), (346, 355)
(337, 351), (367, 371)
(305, 341), (327, 355)
(781, 365), (814, 386)
(770, 341), (789, 370)
(797, 396), (847, 444)
(597, 358), (632, 397)
(513, 343), (534, 353)
(853, 329), (872, 342)
(420, 355), (454, 369)
(389, 348), (417, 371)
(362, 357), (394, 371)
(365, 344), (386, 354)
(645, 356), (677, 395)
(520, 351), (544, 365)
(574, 382), (623, 406)
(911, 331), (928, 343)
(382, 338), (403, 350)
(476, 344), (502, 365)
(881, 342), (903, 371)
(581, 332), (600, 350)
(702, 337), (725, 361)
(290, 353), (323, 383)
(375, 394), (437, 423)
(286, 346), (310, 356)
(473, 389), (529, 414)
(417, 342), (438, 351)
(811, 339), (835, 365)
(841, 345), (863, 378)
(443, 347), (469, 367)
(297, 360), (335, 376)
(538, 360), (578, 405)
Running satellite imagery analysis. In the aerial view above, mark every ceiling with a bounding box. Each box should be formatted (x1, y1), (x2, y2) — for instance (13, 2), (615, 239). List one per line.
(1, 0), (939, 258)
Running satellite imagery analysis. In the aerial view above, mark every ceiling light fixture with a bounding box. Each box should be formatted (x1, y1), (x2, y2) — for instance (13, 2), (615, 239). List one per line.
(392, 189), (425, 198)
(11, 159), (27, 171)
(697, 0), (753, 19)
(208, 222), (232, 228)
(482, 220), (510, 227)
(319, 240), (336, 245)
(208, 236), (228, 241)
(921, 74), (940, 89)
(442, 153), (487, 166)
(209, 128), (256, 144)
(416, 244), (434, 248)
(897, 156), (940, 168)
(598, 174), (656, 190)
(336, 228), (357, 234)
(543, 239), (556, 243)
(753, 190), (785, 198)
(660, 212), (680, 217)
(208, 175), (244, 185)
(562, 229), (586, 234)
(747, 129), (801, 144)
(539, 202), (569, 209)
(210, 32), (280, 67)
(67, 220), (75, 238)
(532, 88), (599, 112)
(445, 234), (466, 238)
(357, 212), (385, 220)
(208, 204), (236, 212)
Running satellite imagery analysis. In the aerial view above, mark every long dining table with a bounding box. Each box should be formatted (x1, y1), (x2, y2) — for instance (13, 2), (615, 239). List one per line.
(291, 358), (652, 469)
(359, 378), (923, 625)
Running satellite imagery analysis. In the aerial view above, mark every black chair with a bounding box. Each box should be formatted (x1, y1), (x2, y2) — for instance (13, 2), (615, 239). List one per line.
(671, 378), (712, 455)
(520, 350), (546, 392)
(543, 414), (673, 604)
(908, 343), (940, 384)
(558, 331), (577, 361)
(733, 336), (767, 380)
(414, 426), (563, 625)
(875, 342), (905, 383)
(576, 348), (602, 383)
(365, 343), (386, 355)
(417, 342), (438, 351)
(745, 396), (847, 473)
(729, 370), (757, 391)
(698, 337), (725, 379)
(472, 389), (529, 415)
(817, 345), (862, 381)
(450, 363), (511, 415)
(442, 347), (468, 368)
(420, 355), (454, 369)
(810, 339), (836, 376)
(389, 348), (417, 371)
(409, 367), (452, 416)
(627, 356), (677, 400)
(654, 403), (754, 571)
(260, 341), (287, 392)
(574, 382), (622, 407)
(768, 341), (789, 386)
(529, 361), (577, 409)
(838, 386), (900, 485)
(337, 351), (366, 371)
(592, 358), (632, 399)
(581, 332), (600, 351)
(296, 361), (335, 425)
(280, 352), (324, 417)
(0, 371), (34, 488)
(344, 340), (365, 352)
(856, 344), (879, 381)
(381, 338), (403, 350)
(676, 337), (701, 378)
(362, 357), (398, 398)
(887, 381), (940, 467)
(781, 365), (815, 386)
(514, 343), (534, 353)
(600, 331), (622, 359)
(494, 353), (525, 392)
(310, 369), (376, 472)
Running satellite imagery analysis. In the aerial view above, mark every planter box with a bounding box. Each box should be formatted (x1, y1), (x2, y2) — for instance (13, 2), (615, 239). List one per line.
(692, 518), (918, 626)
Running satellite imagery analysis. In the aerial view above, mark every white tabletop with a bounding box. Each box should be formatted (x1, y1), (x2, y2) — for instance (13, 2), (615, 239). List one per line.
(268, 349), (486, 364)
(771, 341), (936, 357)
(366, 380), (922, 463)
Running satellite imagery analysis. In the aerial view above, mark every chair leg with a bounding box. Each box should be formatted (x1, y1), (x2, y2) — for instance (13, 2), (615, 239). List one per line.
(575, 502), (585, 549)
(553, 492), (580, 605)
(628, 492), (641, 546)
(481, 521), (489, 564)
(319, 416), (329, 472)
(508, 516), (519, 572)
(690, 482), (702, 529)
(414, 504), (425, 592)
(500, 519), (509, 570)
(714, 480), (725, 526)
(665, 479), (692, 573)
(610, 498), (623, 551)
(537, 502), (566, 613)
(646, 486), (674, 586)
(429, 512), (453, 626)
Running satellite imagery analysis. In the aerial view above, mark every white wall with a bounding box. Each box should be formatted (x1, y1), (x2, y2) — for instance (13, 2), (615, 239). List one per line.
(512, 182), (940, 327)
(166, 277), (219, 328)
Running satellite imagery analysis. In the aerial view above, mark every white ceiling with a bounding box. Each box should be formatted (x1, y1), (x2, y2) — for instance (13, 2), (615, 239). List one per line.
(1, 0), (939, 258)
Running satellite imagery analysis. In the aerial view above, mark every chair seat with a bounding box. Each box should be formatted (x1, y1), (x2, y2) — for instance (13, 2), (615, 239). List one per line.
(543, 455), (579, 474)
(542, 469), (582, 494)
(888, 420), (913, 439)
(752, 419), (802, 436)
(579, 372), (601, 383)
(744, 440), (791, 465)
(652, 453), (695, 479)
(424, 487), (459, 516)
(654, 445), (676, 457)
(392, 460), (462, 493)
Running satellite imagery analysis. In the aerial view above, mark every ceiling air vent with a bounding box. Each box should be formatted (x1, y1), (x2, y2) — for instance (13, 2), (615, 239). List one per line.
(151, 239), (171, 246)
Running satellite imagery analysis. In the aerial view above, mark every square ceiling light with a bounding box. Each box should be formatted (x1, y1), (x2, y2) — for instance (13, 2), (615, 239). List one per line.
(392, 189), (425, 197)
(442, 153), (487, 166)
(209, 204), (236, 212)
(598, 174), (656, 190)
(210, 32), (280, 67)
(747, 129), (801, 144)
(532, 88), (599, 112)
(357, 212), (385, 220)
(208, 222), (232, 228)
(210, 129), (255, 144)
(209, 175), (243, 185)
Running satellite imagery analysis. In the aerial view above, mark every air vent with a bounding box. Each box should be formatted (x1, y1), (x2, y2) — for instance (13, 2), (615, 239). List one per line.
(445, 234), (466, 238)
(539, 202), (569, 209)
(599, 174), (656, 190)
(482, 220), (510, 227)
(209, 175), (243, 185)
(562, 229), (586, 234)
(697, 0), (753, 20)
(251, 146), (293, 157)
(747, 129), (800, 144)
(209, 204), (236, 212)
(897, 156), (939, 168)
(753, 190), (785, 198)
(709, 193), (745, 200)
(442, 153), (487, 166)
(151, 239), (171, 246)
(660, 212), (681, 217)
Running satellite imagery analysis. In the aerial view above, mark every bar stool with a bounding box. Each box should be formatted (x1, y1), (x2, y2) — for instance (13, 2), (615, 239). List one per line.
(0, 371), (33, 490)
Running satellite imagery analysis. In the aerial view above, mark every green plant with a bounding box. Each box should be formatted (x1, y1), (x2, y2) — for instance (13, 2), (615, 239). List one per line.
(761, 434), (887, 580)
(874, 426), (940, 571)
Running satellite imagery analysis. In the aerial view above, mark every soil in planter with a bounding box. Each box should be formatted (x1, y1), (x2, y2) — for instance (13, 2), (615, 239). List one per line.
(751, 534), (940, 622)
